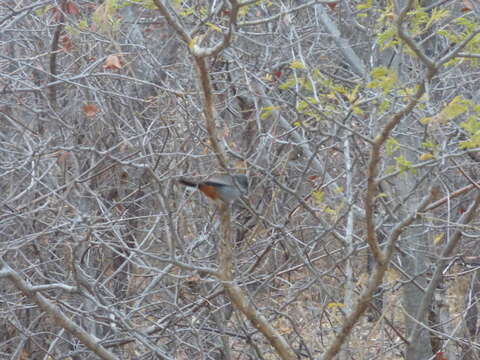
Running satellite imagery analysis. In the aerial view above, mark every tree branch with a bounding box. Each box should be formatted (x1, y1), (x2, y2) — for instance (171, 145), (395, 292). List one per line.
(217, 203), (297, 360)
(321, 187), (438, 360)
(405, 190), (480, 353)
(153, 0), (231, 169)
(0, 259), (117, 360)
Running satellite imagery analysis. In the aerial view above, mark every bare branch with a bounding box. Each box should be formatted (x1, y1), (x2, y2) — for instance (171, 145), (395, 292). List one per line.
(321, 187), (438, 360)
(0, 260), (117, 360)
(405, 190), (480, 353)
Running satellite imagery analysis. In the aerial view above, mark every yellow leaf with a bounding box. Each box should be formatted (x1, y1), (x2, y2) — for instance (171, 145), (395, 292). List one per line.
(263, 73), (273, 81)
(206, 22), (222, 32)
(419, 153), (434, 161)
(352, 106), (364, 115)
(442, 96), (469, 120)
(260, 106), (280, 120)
(189, 36), (198, 49)
(290, 60), (305, 69)
(346, 84), (361, 103)
(367, 66), (398, 92)
(324, 207), (336, 215)
(279, 77), (297, 90)
(434, 233), (444, 245)
(92, 0), (119, 32)
(327, 302), (345, 309)
(312, 190), (324, 203)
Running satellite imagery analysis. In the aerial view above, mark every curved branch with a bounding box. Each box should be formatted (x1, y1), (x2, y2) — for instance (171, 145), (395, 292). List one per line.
(153, 0), (231, 169)
(48, 0), (67, 110)
(193, 57), (229, 169)
(406, 190), (480, 354)
(151, 0), (191, 44)
(321, 187), (438, 360)
(365, 57), (437, 266)
(217, 203), (297, 360)
(0, 260), (117, 360)
(327, 1), (443, 356)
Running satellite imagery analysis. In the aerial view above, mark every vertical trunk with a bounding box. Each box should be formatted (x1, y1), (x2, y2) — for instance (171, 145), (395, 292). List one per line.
(393, 2), (434, 356)
(401, 227), (433, 360)
(393, 116), (432, 360)
(340, 135), (355, 360)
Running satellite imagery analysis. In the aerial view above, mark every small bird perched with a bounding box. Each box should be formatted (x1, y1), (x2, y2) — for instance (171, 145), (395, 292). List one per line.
(178, 174), (248, 202)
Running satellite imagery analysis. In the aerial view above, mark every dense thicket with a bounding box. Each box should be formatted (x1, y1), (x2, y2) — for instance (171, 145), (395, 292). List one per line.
(1, 1), (480, 359)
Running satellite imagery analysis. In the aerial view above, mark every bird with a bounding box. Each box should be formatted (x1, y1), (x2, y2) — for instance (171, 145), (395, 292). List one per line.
(178, 174), (248, 202)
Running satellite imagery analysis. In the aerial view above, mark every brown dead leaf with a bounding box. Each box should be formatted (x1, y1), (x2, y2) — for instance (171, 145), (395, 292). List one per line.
(435, 351), (448, 360)
(50, 7), (63, 22)
(65, 1), (80, 16)
(186, 275), (200, 282)
(19, 349), (30, 360)
(50, 1), (80, 22)
(326, 2), (337, 10)
(103, 54), (122, 70)
(61, 36), (73, 51)
(83, 104), (99, 117)
(56, 151), (71, 167)
(462, 0), (473, 11)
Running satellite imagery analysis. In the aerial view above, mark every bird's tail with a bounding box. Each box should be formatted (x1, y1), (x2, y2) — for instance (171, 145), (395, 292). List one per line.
(178, 179), (198, 188)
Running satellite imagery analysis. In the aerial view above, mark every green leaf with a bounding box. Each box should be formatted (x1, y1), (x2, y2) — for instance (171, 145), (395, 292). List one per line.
(352, 106), (364, 116)
(386, 137), (400, 156)
(459, 116), (480, 149)
(376, 27), (397, 50)
(77, 19), (89, 30)
(408, 7), (428, 35)
(301, 77), (313, 91)
(278, 77), (297, 90)
(356, 0), (372, 11)
(296, 97), (318, 112)
(260, 106), (280, 120)
(395, 155), (414, 173)
(385, 165), (396, 174)
(421, 140), (438, 150)
(367, 67), (398, 93)
(206, 22), (222, 32)
(296, 101), (309, 112)
(179, 8), (194, 16)
(312, 190), (324, 203)
(456, 17), (476, 31)
(459, 133), (480, 149)
(238, 1), (264, 18)
(442, 96), (469, 120)
(425, 8), (449, 30)
(461, 116), (480, 134)
(347, 84), (361, 103)
(135, 0), (156, 9)
(379, 99), (391, 113)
